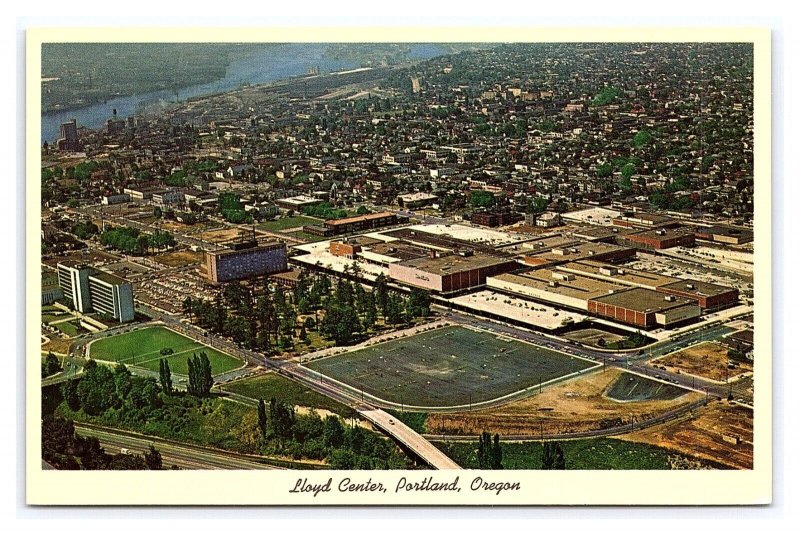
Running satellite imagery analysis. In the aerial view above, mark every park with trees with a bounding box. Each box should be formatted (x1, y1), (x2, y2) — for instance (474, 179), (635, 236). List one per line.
(182, 269), (433, 354)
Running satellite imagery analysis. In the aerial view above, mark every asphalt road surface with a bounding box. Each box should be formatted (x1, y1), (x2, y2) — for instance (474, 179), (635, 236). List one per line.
(74, 423), (283, 470)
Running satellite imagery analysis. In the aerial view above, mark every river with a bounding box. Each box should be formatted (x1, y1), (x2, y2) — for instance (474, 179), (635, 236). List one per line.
(41, 43), (449, 144)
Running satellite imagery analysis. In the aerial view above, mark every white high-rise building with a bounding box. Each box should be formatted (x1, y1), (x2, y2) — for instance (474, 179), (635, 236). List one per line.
(56, 262), (135, 322)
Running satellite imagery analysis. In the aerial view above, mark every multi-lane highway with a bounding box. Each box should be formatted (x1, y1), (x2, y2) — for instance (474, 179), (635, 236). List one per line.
(74, 423), (284, 470)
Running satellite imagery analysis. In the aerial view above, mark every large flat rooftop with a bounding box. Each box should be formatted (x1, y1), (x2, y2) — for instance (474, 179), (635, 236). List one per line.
(89, 269), (127, 286)
(325, 211), (396, 228)
(559, 260), (681, 289)
(490, 269), (625, 300)
(590, 287), (697, 313)
(658, 279), (739, 298)
(561, 207), (621, 226)
(625, 227), (695, 241)
(522, 241), (634, 266)
(399, 252), (516, 275)
(448, 290), (587, 330)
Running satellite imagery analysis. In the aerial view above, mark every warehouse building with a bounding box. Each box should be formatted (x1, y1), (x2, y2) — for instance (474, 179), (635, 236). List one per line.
(202, 240), (287, 283)
(587, 287), (701, 328)
(388, 252), (518, 294)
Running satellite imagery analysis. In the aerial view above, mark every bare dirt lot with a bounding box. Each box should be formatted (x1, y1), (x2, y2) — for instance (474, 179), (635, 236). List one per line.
(618, 401), (753, 469)
(194, 227), (244, 243)
(655, 342), (752, 383)
(425, 369), (702, 437)
(152, 250), (204, 267)
(41, 335), (73, 355)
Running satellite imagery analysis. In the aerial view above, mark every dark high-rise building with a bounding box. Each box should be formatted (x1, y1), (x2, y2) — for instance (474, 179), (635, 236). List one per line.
(56, 119), (80, 151)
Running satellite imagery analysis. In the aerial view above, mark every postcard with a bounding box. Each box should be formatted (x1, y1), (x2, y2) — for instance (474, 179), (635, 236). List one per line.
(26, 26), (771, 505)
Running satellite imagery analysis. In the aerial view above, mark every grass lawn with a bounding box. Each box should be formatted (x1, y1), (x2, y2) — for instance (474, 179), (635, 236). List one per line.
(386, 410), (428, 434)
(42, 312), (69, 324)
(88, 326), (243, 375)
(221, 373), (356, 418)
(54, 321), (80, 337)
(257, 216), (322, 232)
(434, 437), (688, 470)
(306, 326), (598, 408)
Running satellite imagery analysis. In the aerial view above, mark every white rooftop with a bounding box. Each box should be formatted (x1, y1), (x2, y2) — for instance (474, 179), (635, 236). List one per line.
(447, 290), (587, 330)
(562, 207), (621, 226)
(406, 223), (521, 246)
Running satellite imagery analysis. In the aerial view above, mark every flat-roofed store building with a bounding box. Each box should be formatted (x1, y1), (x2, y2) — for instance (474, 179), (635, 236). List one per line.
(620, 228), (696, 250)
(471, 211), (523, 228)
(557, 260), (681, 289)
(397, 192), (438, 209)
(151, 189), (185, 207)
(487, 269), (626, 311)
(276, 195), (324, 212)
(101, 193), (131, 205)
(56, 262), (135, 322)
(694, 226), (754, 245)
(655, 279), (739, 311)
(588, 287), (701, 328)
(318, 211), (403, 236)
(521, 241), (636, 268)
(388, 252), (518, 294)
(203, 240), (287, 283)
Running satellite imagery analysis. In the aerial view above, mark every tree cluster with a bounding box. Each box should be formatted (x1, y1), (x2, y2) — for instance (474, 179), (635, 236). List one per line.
(258, 398), (410, 469)
(541, 441), (566, 469)
(469, 190), (495, 208)
(218, 192), (251, 223)
(186, 352), (213, 397)
(42, 415), (164, 470)
(61, 360), (162, 417)
(70, 221), (99, 240)
(477, 431), (503, 469)
(303, 202), (348, 220)
(158, 358), (173, 395)
(100, 226), (176, 255)
(41, 353), (62, 378)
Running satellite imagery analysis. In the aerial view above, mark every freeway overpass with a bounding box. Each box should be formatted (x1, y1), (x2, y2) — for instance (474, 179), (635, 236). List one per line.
(359, 409), (460, 469)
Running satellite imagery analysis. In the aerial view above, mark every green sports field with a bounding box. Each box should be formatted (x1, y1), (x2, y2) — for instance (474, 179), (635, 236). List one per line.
(306, 326), (598, 408)
(88, 326), (243, 375)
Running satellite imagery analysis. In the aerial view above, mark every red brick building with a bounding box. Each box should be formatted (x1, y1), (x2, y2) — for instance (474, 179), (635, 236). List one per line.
(621, 228), (696, 250)
(656, 280), (739, 311)
(588, 288), (701, 328)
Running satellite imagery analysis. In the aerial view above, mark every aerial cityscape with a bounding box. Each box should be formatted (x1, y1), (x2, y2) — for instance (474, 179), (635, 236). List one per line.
(39, 42), (756, 472)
